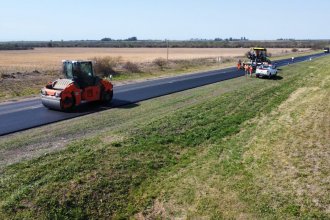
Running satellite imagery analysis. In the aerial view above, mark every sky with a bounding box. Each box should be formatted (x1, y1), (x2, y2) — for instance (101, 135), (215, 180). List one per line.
(0, 0), (329, 41)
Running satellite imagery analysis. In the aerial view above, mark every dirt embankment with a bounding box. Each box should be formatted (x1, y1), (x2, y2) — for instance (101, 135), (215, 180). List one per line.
(0, 70), (58, 101)
(1, 70), (41, 80)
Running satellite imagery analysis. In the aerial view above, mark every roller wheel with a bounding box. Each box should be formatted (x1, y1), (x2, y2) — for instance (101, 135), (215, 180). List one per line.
(102, 90), (113, 103)
(61, 94), (75, 111)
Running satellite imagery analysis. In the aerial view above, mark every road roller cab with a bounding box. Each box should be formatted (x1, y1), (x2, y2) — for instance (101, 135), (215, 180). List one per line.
(41, 60), (113, 110)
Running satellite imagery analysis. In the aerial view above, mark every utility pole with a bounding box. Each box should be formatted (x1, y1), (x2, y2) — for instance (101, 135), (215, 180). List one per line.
(166, 39), (169, 62)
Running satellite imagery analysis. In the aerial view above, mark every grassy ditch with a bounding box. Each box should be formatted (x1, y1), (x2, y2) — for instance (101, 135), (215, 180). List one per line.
(0, 56), (329, 219)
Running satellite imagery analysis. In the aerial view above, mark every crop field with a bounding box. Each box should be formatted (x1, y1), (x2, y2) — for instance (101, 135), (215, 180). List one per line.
(0, 47), (310, 72)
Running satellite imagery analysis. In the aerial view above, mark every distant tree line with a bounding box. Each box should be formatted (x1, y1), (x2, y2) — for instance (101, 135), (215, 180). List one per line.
(0, 39), (329, 50)
(100, 36), (138, 41)
(214, 37), (248, 41)
(0, 43), (34, 50)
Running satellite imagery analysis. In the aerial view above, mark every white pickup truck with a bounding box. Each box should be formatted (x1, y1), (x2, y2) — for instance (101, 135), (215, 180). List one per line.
(255, 64), (278, 78)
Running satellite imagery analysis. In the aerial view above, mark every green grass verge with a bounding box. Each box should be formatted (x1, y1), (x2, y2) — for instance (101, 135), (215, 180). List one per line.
(111, 50), (322, 82)
(0, 55), (329, 219)
(271, 49), (323, 61)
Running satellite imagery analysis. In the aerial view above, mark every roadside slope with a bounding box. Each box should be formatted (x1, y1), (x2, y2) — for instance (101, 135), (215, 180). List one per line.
(0, 56), (329, 219)
(139, 59), (330, 219)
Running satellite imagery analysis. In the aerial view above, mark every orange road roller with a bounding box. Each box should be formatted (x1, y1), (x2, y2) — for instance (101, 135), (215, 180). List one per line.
(41, 60), (113, 111)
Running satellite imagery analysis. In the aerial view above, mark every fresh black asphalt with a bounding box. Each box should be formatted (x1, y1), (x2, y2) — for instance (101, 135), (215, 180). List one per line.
(0, 52), (327, 136)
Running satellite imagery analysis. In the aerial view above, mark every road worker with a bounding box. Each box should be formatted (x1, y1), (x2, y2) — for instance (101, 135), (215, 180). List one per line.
(244, 64), (249, 77)
(249, 65), (253, 77)
(237, 60), (241, 70)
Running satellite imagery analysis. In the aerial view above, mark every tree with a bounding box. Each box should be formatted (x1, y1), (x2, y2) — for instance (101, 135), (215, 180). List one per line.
(126, 37), (138, 41)
(47, 40), (53, 47)
(101, 37), (112, 41)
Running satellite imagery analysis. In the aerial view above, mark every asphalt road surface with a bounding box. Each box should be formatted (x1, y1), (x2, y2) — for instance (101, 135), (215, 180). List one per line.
(0, 52), (328, 136)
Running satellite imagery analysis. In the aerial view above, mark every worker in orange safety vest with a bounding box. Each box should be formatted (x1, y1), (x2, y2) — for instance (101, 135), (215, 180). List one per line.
(244, 64), (249, 77)
(249, 65), (253, 77)
(237, 59), (242, 70)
